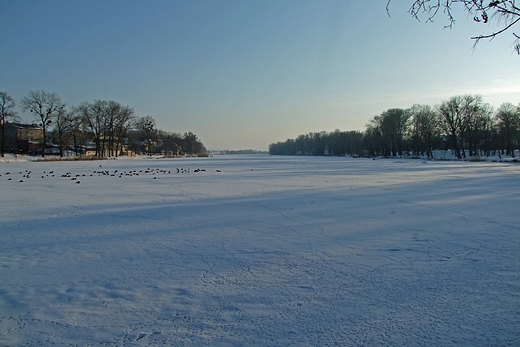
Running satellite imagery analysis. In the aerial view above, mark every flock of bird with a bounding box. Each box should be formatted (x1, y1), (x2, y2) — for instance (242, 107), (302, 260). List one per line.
(1, 166), (220, 184)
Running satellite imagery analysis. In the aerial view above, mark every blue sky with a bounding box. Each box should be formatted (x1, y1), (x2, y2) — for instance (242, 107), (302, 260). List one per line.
(1, 0), (518, 150)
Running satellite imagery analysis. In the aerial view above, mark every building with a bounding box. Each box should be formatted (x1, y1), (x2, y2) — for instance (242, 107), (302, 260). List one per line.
(3, 123), (42, 154)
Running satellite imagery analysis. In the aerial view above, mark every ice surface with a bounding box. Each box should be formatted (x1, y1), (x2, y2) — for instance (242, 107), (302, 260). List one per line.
(0, 155), (519, 346)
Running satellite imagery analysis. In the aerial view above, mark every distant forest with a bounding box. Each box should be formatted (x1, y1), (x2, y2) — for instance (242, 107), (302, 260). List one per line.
(269, 95), (520, 159)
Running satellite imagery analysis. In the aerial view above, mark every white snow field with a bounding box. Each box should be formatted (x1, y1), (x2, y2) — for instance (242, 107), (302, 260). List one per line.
(0, 155), (519, 346)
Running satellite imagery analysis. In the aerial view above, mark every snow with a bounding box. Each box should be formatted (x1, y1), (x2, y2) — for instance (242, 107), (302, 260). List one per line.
(1, 155), (519, 346)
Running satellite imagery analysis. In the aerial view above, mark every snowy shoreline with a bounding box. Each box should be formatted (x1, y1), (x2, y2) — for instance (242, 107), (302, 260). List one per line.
(1, 148), (519, 164)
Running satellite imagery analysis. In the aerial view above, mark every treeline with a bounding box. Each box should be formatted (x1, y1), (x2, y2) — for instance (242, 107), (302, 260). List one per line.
(0, 90), (206, 157)
(270, 95), (520, 159)
(269, 130), (364, 156)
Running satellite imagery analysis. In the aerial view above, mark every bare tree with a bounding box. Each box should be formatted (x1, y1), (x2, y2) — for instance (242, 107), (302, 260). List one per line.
(437, 96), (465, 158)
(102, 101), (123, 157)
(20, 91), (65, 157)
(459, 94), (493, 156)
(69, 112), (86, 156)
(0, 92), (20, 157)
(387, 0), (520, 53)
(53, 107), (76, 157)
(370, 109), (410, 157)
(113, 105), (134, 156)
(76, 100), (134, 157)
(0, 92), (21, 157)
(495, 102), (520, 157)
(134, 116), (157, 155)
(408, 104), (441, 158)
(365, 118), (385, 157)
(77, 100), (107, 156)
(435, 94), (492, 158)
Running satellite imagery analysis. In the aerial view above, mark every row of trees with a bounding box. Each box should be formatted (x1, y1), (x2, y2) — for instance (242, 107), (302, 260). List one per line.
(269, 95), (520, 159)
(0, 91), (206, 157)
(269, 130), (364, 157)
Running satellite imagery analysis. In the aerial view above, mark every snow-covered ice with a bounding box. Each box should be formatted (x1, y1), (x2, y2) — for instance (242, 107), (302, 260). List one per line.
(1, 155), (519, 346)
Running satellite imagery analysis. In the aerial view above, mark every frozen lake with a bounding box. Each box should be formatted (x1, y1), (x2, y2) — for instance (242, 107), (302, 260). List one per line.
(1, 155), (519, 346)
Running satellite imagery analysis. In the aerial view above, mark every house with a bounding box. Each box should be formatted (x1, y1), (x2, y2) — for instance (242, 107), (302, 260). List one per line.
(3, 123), (42, 154)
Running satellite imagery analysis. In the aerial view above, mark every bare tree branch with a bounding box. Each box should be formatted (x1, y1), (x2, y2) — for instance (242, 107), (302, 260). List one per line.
(388, 0), (520, 54)
(20, 91), (65, 157)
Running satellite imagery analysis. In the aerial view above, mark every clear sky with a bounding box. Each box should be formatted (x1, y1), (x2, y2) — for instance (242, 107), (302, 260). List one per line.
(1, 0), (518, 150)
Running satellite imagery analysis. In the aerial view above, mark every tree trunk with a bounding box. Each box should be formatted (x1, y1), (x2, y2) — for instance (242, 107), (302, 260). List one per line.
(0, 124), (5, 157)
(41, 128), (46, 157)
